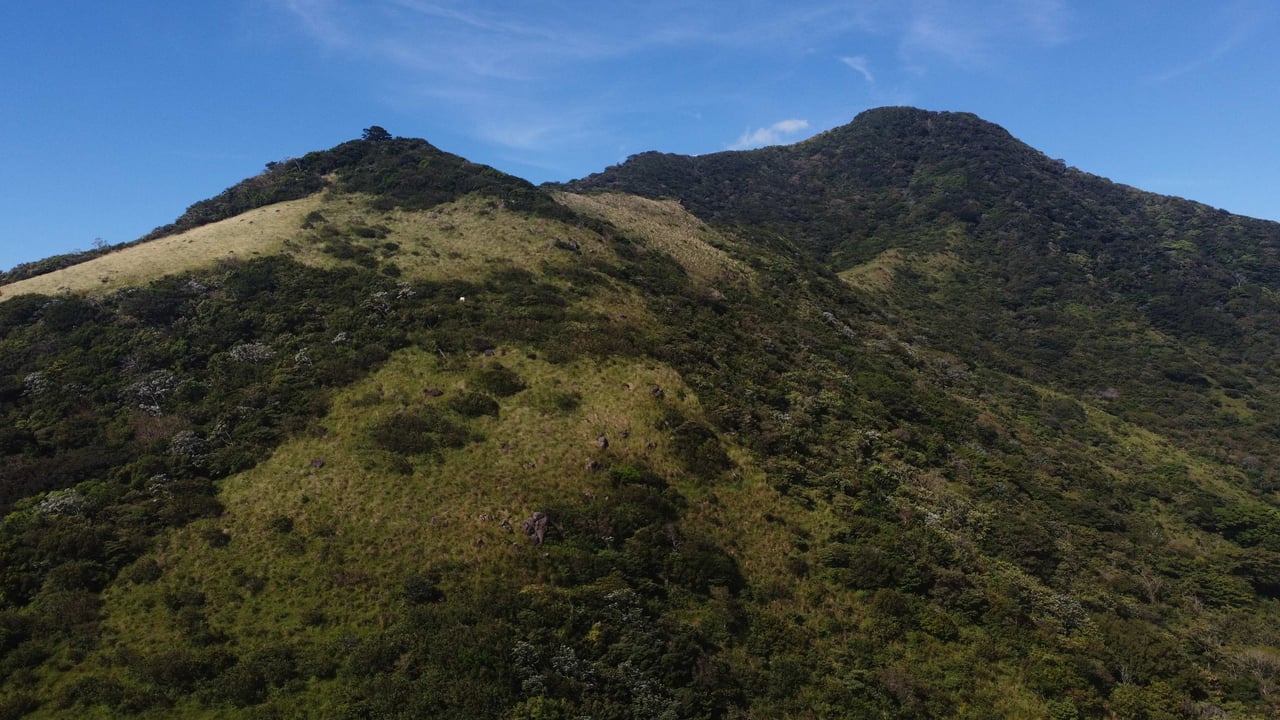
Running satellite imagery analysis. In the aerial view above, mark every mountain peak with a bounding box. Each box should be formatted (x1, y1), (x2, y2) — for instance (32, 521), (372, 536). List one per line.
(6, 107), (1280, 718)
(142, 132), (557, 244)
(804, 106), (1015, 149)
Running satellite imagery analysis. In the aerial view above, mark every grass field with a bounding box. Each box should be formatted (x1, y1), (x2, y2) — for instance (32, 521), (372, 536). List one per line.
(0, 191), (607, 300)
(0, 196), (326, 300)
(61, 344), (814, 716)
(554, 192), (753, 287)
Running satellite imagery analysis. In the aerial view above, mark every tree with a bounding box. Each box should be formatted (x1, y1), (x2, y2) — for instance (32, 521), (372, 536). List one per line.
(362, 126), (392, 142)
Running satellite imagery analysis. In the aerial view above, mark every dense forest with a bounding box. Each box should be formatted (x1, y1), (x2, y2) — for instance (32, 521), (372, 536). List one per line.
(2, 109), (1279, 718)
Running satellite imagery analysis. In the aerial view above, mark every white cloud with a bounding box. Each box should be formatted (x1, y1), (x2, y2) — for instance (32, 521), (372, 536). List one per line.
(730, 119), (810, 150)
(899, 0), (1071, 67)
(840, 55), (875, 83)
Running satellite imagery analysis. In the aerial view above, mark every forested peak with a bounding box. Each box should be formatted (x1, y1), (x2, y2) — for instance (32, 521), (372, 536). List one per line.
(809, 106), (1008, 143)
(8, 106), (1280, 718)
(564, 106), (1050, 201)
(796, 106), (1037, 168)
(140, 129), (556, 244)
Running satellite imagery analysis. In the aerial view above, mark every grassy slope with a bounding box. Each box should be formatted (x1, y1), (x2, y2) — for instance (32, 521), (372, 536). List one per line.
(0, 197), (325, 300)
(553, 192), (750, 286)
(75, 350), (726, 718)
(16, 191), (815, 717)
(7, 181), (1280, 717)
(0, 192), (597, 301)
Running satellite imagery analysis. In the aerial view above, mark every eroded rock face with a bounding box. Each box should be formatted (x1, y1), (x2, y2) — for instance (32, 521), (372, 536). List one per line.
(521, 511), (549, 544)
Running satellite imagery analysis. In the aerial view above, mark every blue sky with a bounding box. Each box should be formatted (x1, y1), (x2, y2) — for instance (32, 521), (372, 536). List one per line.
(2, 1), (1278, 272)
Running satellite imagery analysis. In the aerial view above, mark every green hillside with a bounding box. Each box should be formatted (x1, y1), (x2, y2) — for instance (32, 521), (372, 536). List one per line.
(2, 111), (1280, 718)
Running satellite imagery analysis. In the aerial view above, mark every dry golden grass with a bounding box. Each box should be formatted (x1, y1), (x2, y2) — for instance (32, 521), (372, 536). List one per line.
(554, 191), (752, 286)
(306, 193), (603, 282)
(0, 196), (326, 300)
(0, 191), (605, 300)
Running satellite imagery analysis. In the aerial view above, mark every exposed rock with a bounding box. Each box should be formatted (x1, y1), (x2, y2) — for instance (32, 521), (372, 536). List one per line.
(596, 434), (609, 449)
(619, 428), (630, 440)
(309, 458), (326, 468)
(585, 459), (602, 473)
(423, 388), (445, 397)
(521, 511), (549, 544)
(651, 386), (665, 399)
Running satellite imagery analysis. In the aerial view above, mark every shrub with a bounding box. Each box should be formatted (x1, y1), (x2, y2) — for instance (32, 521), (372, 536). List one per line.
(119, 558), (162, 585)
(670, 421), (733, 479)
(551, 390), (582, 412)
(448, 391), (500, 418)
(371, 407), (474, 455)
(402, 574), (445, 604)
(472, 362), (526, 397)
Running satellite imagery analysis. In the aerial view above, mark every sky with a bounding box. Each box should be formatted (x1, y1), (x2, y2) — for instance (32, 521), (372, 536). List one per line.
(2, 1), (1279, 272)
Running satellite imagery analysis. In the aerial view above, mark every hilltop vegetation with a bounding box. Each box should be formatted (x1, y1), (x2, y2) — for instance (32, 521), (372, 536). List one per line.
(3, 111), (1280, 718)
(0, 127), (567, 288)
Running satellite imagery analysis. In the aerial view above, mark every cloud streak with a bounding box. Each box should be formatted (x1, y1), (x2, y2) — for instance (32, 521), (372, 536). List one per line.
(899, 0), (1070, 67)
(269, 0), (1080, 178)
(840, 55), (875, 83)
(1148, 2), (1273, 82)
(730, 119), (810, 150)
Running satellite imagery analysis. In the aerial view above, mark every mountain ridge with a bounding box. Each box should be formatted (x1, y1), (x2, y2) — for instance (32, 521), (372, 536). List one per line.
(2, 107), (1280, 718)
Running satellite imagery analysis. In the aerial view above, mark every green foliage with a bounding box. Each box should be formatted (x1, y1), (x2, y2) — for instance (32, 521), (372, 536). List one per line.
(447, 390), (500, 419)
(371, 406), (476, 455)
(130, 132), (573, 247)
(7, 109), (1280, 718)
(669, 418), (734, 480)
(471, 361), (527, 397)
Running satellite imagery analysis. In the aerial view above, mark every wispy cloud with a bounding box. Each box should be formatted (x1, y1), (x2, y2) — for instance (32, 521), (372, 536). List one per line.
(272, 1), (864, 157)
(899, 0), (1070, 67)
(840, 55), (875, 83)
(270, 0), (1076, 170)
(1148, 2), (1273, 82)
(730, 119), (810, 150)
(282, 0), (351, 48)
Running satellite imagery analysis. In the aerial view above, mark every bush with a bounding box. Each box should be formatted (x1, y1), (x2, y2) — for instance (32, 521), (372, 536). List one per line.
(670, 421), (733, 479)
(448, 391), (500, 418)
(0, 693), (39, 720)
(471, 362), (526, 397)
(402, 574), (445, 604)
(371, 407), (475, 455)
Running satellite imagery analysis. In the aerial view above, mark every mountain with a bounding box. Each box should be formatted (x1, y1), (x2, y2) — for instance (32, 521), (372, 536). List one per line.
(2, 110), (1280, 719)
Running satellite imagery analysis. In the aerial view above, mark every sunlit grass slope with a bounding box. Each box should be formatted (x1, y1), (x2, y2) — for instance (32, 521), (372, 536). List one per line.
(0, 197), (325, 300)
(554, 192), (751, 287)
(40, 342), (819, 717)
